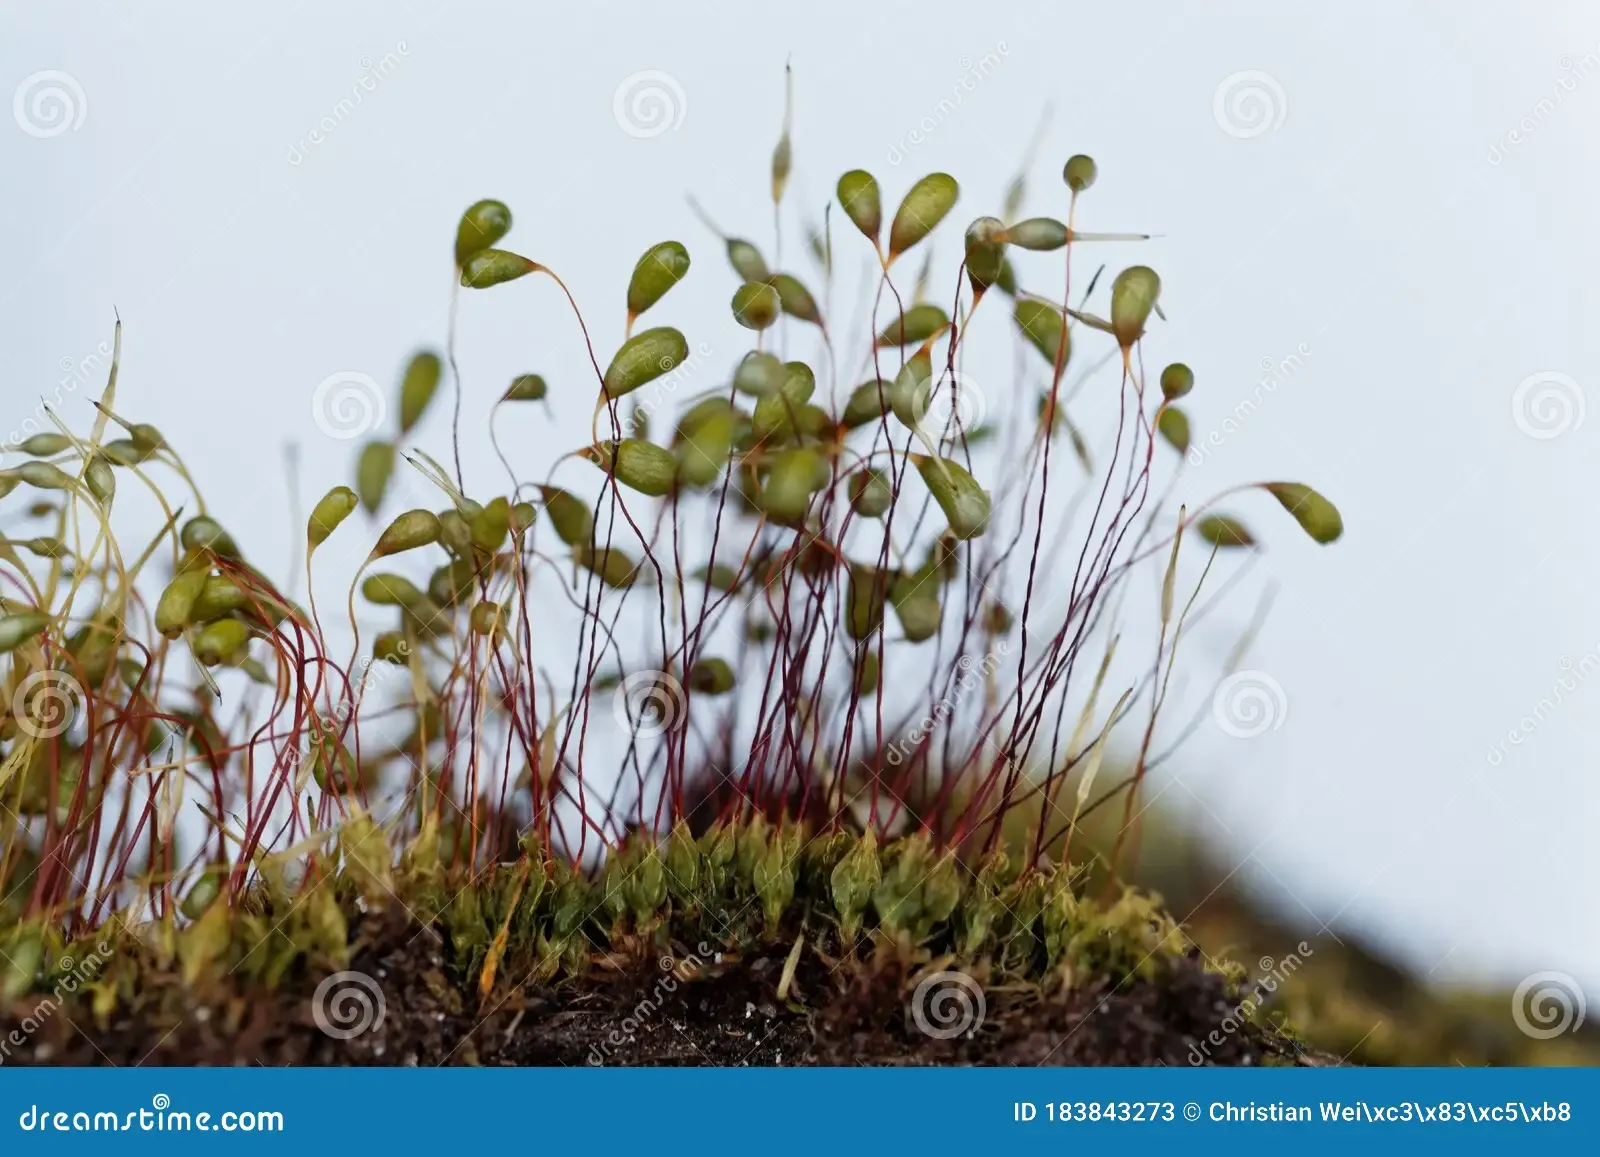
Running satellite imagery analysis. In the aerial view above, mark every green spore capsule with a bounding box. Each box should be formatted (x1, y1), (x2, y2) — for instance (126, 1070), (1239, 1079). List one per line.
(846, 564), (888, 641)
(469, 600), (505, 636)
(1003, 217), (1070, 251)
(915, 455), (991, 539)
(189, 575), (250, 624)
(584, 439), (678, 497)
(574, 543), (642, 589)
(307, 486), (359, 551)
(154, 565), (208, 639)
(726, 238), (770, 283)
(731, 282), (781, 331)
(1263, 482), (1343, 544)
(356, 441), (395, 515)
(0, 611), (51, 655)
(758, 446), (829, 524)
(847, 469), (891, 517)
(461, 249), (539, 289)
(1160, 363), (1194, 400)
(602, 327), (690, 401)
(875, 303), (949, 348)
(627, 241), (692, 319)
(837, 170), (883, 245)
(372, 510), (441, 558)
(766, 273), (821, 325)
(470, 496), (512, 552)
(888, 173), (959, 260)
(181, 516), (240, 560)
(1063, 154), (1097, 193)
(688, 657), (736, 695)
(1110, 265), (1161, 348)
(1194, 514), (1255, 548)
(19, 434), (71, 456)
(890, 570), (943, 642)
(398, 350), (442, 434)
(455, 199), (512, 266)
(16, 462), (74, 492)
(192, 618), (251, 667)
(964, 217), (1007, 295)
(361, 573), (427, 608)
(504, 374), (548, 402)
(84, 456), (115, 504)
(1157, 407), (1190, 454)
(1012, 298), (1070, 368)
(733, 351), (784, 398)
(537, 486), (594, 546)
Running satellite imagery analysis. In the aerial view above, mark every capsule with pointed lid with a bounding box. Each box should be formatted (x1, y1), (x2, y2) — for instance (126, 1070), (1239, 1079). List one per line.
(1063, 155), (1098, 193)
(308, 486), (358, 551)
(371, 510), (441, 558)
(1194, 514), (1255, 548)
(181, 516), (240, 560)
(1157, 407), (1190, 454)
(915, 455), (991, 539)
(461, 249), (539, 289)
(603, 327), (689, 401)
(1110, 265), (1161, 348)
(584, 439), (677, 497)
(837, 170), (882, 245)
(538, 485), (593, 546)
(455, 199), (512, 266)
(503, 373), (547, 402)
(731, 282), (781, 331)
(1263, 482), (1343, 544)
(356, 441), (395, 515)
(399, 351), (442, 434)
(1003, 217), (1070, 251)
(888, 174), (959, 260)
(627, 241), (691, 320)
(875, 304), (949, 348)
(1160, 363), (1194, 400)
(193, 618), (250, 666)
(1013, 298), (1070, 368)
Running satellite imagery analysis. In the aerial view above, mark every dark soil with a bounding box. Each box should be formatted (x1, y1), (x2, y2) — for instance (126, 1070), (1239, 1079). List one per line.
(6, 914), (1322, 1067)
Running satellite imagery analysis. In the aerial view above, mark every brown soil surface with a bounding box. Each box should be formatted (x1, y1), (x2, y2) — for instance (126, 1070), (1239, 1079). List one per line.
(6, 914), (1321, 1067)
